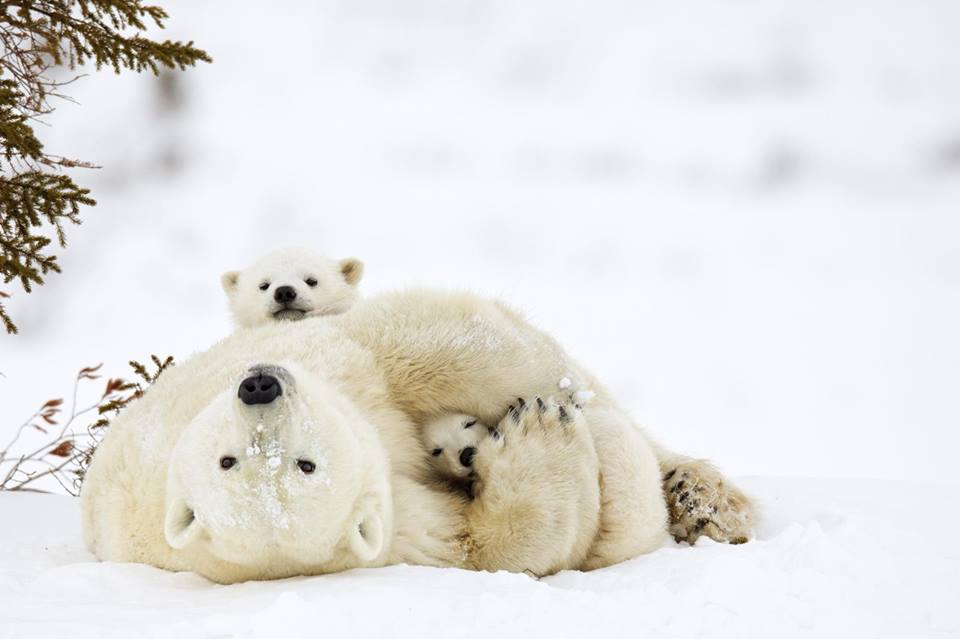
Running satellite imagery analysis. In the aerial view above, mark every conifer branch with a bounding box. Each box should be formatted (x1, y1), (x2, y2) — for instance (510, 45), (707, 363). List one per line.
(0, 0), (210, 333)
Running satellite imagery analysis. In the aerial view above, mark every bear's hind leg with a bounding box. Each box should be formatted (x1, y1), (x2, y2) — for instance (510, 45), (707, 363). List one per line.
(579, 405), (668, 570)
(660, 458), (754, 545)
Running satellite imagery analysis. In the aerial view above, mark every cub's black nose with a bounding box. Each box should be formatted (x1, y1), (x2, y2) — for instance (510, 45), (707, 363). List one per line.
(459, 447), (477, 468)
(274, 286), (297, 304)
(238, 374), (282, 405)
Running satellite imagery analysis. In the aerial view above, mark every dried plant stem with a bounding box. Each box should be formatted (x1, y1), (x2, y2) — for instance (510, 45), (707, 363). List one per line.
(0, 355), (173, 494)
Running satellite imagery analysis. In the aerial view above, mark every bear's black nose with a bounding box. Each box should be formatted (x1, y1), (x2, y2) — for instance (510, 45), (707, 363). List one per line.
(459, 447), (477, 468)
(238, 374), (282, 405)
(274, 286), (297, 304)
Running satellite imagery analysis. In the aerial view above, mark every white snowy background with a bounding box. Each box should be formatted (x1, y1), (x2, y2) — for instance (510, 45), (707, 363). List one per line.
(1, 0), (959, 636)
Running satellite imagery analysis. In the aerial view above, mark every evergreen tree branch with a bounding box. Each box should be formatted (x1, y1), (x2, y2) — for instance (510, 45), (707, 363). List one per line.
(0, 0), (210, 333)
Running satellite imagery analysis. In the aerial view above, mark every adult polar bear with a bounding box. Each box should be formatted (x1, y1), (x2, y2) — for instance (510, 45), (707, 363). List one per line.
(81, 290), (753, 583)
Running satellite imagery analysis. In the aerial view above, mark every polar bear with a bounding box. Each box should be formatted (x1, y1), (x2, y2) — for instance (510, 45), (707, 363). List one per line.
(81, 290), (754, 583)
(221, 248), (363, 328)
(422, 402), (595, 495)
(421, 412), (492, 487)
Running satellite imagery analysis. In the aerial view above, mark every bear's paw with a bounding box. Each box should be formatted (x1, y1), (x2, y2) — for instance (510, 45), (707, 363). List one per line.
(663, 460), (754, 545)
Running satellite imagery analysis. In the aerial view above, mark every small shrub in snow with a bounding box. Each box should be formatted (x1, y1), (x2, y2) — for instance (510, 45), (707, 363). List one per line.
(0, 354), (172, 494)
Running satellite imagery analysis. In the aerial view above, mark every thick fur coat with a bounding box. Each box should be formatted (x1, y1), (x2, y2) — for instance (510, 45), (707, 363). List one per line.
(81, 290), (753, 583)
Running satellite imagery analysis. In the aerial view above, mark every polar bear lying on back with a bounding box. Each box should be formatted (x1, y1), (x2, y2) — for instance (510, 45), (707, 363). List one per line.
(81, 290), (754, 583)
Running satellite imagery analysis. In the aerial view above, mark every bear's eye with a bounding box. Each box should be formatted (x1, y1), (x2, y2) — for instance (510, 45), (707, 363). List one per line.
(431, 448), (442, 457)
(297, 459), (316, 474)
(305, 277), (318, 287)
(463, 420), (477, 429)
(219, 456), (237, 470)
(259, 282), (270, 291)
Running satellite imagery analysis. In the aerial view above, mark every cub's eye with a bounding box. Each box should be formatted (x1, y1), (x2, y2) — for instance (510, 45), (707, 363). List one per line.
(297, 459), (316, 474)
(305, 277), (318, 287)
(259, 282), (270, 291)
(463, 420), (477, 429)
(431, 448), (442, 457)
(219, 456), (237, 470)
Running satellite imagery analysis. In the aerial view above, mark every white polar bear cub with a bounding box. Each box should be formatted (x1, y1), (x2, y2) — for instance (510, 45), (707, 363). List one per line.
(422, 413), (491, 482)
(221, 247), (363, 328)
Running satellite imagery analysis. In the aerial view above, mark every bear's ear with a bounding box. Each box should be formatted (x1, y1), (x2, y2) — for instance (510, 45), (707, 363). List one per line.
(348, 511), (384, 563)
(339, 258), (364, 286)
(220, 271), (240, 295)
(164, 498), (203, 550)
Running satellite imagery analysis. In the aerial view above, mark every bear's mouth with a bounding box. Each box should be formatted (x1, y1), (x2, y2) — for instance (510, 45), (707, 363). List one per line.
(272, 307), (309, 321)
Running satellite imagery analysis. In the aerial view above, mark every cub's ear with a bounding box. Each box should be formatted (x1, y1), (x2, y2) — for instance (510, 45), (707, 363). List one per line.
(220, 271), (240, 295)
(348, 511), (384, 563)
(164, 498), (203, 550)
(339, 258), (364, 286)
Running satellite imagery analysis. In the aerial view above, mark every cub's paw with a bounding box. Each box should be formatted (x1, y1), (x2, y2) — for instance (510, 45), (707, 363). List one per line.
(663, 460), (754, 545)
(471, 397), (595, 497)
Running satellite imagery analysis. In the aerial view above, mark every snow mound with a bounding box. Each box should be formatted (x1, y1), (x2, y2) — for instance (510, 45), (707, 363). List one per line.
(1, 477), (957, 638)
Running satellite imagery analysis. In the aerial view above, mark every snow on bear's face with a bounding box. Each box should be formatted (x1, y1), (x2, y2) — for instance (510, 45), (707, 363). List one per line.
(221, 248), (363, 328)
(422, 413), (490, 480)
(163, 362), (390, 573)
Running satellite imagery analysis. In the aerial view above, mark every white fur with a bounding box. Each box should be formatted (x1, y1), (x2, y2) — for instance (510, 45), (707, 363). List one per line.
(221, 247), (363, 328)
(421, 413), (489, 481)
(81, 289), (754, 583)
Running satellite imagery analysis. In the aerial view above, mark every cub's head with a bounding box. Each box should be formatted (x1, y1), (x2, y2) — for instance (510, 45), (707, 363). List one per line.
(164, 361), (391, 578)
(422, 413), (488, 480)
(221, 248), (364, 328)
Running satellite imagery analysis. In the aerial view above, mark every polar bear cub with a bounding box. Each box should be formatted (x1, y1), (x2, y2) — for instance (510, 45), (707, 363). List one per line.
(221, 248), (363, 328)
(423, 398), (580, 488)
(422, 413), (492, 482)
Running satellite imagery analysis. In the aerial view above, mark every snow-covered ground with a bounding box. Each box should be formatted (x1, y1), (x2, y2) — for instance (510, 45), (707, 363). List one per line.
(2, 478), (958, 638)
(1, 0), (959, 635)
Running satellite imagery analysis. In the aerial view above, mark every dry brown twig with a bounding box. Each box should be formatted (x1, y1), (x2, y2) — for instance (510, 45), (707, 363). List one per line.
(0, 354), (173, 494)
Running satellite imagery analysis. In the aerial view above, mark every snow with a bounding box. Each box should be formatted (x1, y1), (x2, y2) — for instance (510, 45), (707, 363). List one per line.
(2, 479), (958, 638)
(573, 389), (596, 404)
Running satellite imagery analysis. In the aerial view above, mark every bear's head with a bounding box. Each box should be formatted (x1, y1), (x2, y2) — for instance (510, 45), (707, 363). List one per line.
(422, 413), (488, 480)
(221, 248), (363, 328)
(163, 361), (391, 577)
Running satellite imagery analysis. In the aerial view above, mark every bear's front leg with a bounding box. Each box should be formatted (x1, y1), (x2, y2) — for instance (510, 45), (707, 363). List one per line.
(462, 398), (601, 577)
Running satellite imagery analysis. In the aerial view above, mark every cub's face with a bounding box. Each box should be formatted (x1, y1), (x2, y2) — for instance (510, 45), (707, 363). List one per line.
(164, 362), (389, 574)
(422, 413), (488, 480)
(221, 248), (363, 328)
